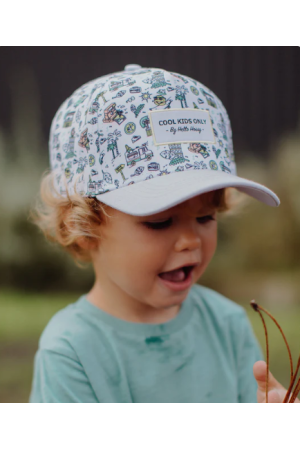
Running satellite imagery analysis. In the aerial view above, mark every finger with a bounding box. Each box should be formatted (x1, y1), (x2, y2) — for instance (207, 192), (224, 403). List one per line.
(253, 360), (284, 391)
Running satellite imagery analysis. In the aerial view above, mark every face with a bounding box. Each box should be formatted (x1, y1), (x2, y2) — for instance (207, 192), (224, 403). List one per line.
(88, 193), (218, 323)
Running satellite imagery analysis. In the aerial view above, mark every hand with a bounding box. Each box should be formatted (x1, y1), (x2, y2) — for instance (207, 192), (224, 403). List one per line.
(253, 360), (300, 403)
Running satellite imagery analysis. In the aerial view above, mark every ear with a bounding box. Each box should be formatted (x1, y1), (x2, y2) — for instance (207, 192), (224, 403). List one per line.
(76, 236), (99, 251)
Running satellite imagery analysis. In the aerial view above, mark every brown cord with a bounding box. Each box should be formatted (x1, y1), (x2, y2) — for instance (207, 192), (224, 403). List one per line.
(250, 301), (269, 403)
(283, 354), (300, 402)
(250, 300), (300, 403)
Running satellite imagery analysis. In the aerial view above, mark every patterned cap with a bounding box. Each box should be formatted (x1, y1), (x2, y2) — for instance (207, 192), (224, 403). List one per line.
(49, 64), (280, 215)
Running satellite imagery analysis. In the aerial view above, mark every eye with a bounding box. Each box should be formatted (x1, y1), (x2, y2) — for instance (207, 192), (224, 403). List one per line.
(197, 215), (216, 224)
(143, 215), (215, 230)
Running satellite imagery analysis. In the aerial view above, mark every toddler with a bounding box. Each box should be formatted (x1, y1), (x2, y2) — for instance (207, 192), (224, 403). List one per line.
(29, 64), (291, 402)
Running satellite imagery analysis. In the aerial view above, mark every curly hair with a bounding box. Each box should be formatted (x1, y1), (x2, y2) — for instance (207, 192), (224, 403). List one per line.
(30, 170), (248, 265)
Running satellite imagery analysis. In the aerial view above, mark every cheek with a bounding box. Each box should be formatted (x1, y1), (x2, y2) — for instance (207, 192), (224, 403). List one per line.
(101, 227), (168, 275)
(203, 225), (218, 257)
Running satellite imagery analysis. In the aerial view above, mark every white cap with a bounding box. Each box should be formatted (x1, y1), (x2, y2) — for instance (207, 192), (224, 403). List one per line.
(49, 65), (280, 215)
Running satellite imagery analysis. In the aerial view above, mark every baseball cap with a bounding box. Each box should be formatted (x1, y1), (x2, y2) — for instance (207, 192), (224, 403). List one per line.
(49, 64), (280, 216)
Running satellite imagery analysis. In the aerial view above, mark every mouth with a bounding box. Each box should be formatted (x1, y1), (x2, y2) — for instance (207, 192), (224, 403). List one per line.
(158, 265), (196, 291)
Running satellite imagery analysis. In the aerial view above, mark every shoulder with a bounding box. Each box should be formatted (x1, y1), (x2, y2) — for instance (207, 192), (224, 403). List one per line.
(190, 283), (246, 320)
(38, 297), (87, 358)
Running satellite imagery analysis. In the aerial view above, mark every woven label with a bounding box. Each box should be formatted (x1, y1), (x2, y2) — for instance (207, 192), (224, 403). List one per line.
(149, 108), (215, 145)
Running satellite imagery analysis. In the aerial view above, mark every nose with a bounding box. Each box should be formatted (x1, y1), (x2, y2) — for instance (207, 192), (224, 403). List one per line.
(174, 223), (202, 252)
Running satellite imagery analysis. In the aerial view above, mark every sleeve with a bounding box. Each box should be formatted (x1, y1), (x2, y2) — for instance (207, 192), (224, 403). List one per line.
(230, 310), (264, 403)
(29, 349), (99, 403)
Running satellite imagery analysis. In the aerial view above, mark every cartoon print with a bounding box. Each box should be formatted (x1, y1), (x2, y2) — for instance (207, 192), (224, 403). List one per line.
(140, 116), (152, 136)
(175, 86), (189, 108)
(212, 145), (221, 159)
(73, 95), (88, 108)
(63, 111), (75, 127)
(103, 103), (126, 124)
(188, 143), (210, 159)
(200, 89), (217, 108)
(131, 135), (141, 143)
(149, 95), (173, 111)
(78, 128), (90, 151)
(115, 164), (126, 182)
(109, 78), (135, 91)
(64, 128), (76, 158)
(224, 148), (231, 164)
(170, 73), (189, 84)
(148, 162), (160, 171)
(50, 67), (235, 199)
(140, 92), (152, 102)
(89, 154), (95, 166)
(158, 169), (171, 176)
(107, 130), (122, 159)
(217, 113), (228, 140)
(194, 161), (208, 170)
(130, 166), (144, 177)
(125, 143), (153, 167)
(113, 106), (127, 125)
(160, 145), (186, 165)
(112, 90), (126, 99)
(190, 86), (199, 96)
(126, 96), (135, 103)
(94, 131), (105, 153)
(89, 91), (108, 114)
(124, 122), (136, 135)
(143, 71), (171, 89)
(102, 169), (113, 184)
(87, 176), (106, 195)
(129, 87), (141, 94)
(168, 144), (186, 165)
(73, 156), (88, 174)
(75, 110), (81, 123)
(130, 103), (145, 118)
(209, 160), (218, 170)
(64, 161), (74, 183)
(220, 161), (231, 173)
(99, 153), (105, 165)
(53, 133), (60, 151)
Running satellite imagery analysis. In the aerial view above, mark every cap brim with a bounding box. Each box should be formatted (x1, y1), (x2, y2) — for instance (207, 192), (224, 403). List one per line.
(96, 170), (280, 216)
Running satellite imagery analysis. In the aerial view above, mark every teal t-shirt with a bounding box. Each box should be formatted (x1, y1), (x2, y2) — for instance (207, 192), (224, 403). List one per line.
(29, 284), (263, 403)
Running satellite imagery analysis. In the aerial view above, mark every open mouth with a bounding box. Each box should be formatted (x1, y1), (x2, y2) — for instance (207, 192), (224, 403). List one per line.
(158, 265), (195, 283)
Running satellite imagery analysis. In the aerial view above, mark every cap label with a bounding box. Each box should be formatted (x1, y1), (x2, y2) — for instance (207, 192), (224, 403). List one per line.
(149, 108), (215, 145)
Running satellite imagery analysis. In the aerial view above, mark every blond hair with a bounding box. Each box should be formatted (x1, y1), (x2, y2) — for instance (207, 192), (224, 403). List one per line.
(30, 171), (248, 265)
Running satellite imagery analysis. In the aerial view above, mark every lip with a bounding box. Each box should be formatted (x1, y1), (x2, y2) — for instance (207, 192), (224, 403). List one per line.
(158, 267), (194, 292)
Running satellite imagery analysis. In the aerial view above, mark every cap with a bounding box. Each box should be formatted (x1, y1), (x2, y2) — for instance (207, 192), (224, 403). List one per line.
(49, 64), (280, 216)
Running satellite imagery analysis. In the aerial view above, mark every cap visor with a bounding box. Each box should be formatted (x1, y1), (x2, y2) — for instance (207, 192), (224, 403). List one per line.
(96, 170), (280, 216)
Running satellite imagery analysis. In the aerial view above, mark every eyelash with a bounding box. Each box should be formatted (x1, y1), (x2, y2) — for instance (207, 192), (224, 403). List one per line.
(143, 215), (215, 230)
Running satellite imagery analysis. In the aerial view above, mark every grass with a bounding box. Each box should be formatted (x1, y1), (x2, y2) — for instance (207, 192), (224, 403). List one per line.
(1, 290), (300, 402)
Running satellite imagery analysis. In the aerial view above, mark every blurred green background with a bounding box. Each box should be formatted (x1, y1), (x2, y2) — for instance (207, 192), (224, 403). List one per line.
(1, 47), (300, 402)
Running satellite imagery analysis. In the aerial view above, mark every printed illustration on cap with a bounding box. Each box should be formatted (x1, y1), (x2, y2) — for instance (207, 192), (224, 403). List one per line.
(49, 67), (236, 198)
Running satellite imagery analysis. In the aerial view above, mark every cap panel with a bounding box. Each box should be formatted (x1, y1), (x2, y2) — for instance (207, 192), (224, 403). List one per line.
(49, 67), (237, 198)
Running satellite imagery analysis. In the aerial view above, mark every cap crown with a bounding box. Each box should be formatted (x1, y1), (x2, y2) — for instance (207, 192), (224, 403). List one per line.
(49, 66), (236, 197)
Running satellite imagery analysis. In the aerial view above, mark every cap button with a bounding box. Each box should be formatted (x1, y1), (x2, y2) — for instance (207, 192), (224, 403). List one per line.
(124, 64), (142, 72)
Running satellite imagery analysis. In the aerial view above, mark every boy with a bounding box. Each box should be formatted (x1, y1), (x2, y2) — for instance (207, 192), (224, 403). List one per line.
(29, 64), (294, 403)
